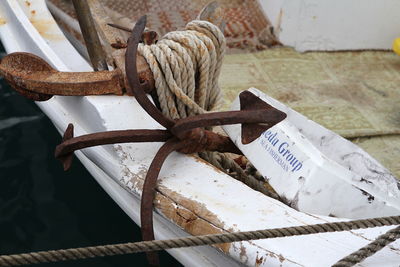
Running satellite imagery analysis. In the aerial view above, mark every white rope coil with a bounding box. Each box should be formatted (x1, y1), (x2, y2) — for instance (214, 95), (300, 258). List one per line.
(138, 20), (226, 119)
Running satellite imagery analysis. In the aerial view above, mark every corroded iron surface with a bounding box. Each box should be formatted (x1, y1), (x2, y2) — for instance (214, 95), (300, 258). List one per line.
(0, 52), (124, 99)
(0, 51), (159, 100)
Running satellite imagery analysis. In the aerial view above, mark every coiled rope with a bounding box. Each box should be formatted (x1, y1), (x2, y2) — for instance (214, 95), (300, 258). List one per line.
(138, 20), (279, 200)
(0, 215), (399, 266)
(138, 20), (225, 119)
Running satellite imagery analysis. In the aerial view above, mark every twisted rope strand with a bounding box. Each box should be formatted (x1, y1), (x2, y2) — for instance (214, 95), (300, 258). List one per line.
(163, 31), (210, 110)
(332, 226), (400, 267)
(186, 30), (217, 109)
(0, 216), (399, 266)
(150, 43), (189, 118)
(186, 21), (226, 110)
(158, 39), (197, 115)
(139, 45), (177, 118)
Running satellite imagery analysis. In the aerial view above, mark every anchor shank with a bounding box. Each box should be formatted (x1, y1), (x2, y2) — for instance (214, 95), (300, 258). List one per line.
(55, 129), (172, 159)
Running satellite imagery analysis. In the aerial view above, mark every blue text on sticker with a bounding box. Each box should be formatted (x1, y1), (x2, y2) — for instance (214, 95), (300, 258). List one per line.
(260, 130), (303, 172)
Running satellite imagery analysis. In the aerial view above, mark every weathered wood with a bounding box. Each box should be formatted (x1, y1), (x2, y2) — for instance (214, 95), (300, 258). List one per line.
(154, 190), (231, 253)
(72, 0), (108, 71)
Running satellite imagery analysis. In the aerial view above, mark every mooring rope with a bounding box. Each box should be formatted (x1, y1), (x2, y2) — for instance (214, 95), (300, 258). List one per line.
(137, 20), (278, 200)
(332, 225), (400, 267)
(0, 215), (399, 266)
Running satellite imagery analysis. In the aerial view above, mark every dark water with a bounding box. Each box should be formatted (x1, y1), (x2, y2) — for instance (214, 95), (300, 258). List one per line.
(0, 43), (181, 267)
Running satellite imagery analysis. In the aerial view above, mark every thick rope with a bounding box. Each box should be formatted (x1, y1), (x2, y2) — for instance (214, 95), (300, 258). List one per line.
(138, 20), (225, 119)
(1, 216), (399, 266)
(137, 20), (278, 199)
(332, 226), (400, 267)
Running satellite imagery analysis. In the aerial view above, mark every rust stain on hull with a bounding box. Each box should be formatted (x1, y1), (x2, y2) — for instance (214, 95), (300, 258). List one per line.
(29, 18), (63, 40)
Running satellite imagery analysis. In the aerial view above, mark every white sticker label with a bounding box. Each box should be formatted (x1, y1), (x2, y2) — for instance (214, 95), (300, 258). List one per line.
(258, 129), (306, 173)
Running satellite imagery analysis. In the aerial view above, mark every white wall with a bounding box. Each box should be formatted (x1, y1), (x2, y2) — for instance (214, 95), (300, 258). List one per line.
(259, 0), (400, 51)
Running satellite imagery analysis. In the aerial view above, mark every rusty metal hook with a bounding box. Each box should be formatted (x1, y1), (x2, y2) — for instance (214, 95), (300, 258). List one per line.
(125, 15), (175, 129)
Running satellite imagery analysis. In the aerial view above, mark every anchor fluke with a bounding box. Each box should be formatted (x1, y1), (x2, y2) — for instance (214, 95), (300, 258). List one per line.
(239, 91), (287, 144)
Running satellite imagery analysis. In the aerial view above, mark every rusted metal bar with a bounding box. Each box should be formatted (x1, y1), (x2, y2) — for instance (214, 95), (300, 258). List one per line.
(171, 107), (286, 142)
(72, 0), (108, 71)
(0, 52), (123, 99)
(58, 124), (74, 171)
(55, 128), (171, 162)
(0, 51), (158, 100)
(176, 128), (242, 155)
(140, 138), (185, 267)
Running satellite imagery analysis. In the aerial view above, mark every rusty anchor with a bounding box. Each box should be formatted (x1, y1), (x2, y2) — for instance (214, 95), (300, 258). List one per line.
(53, 15), (287, 266)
